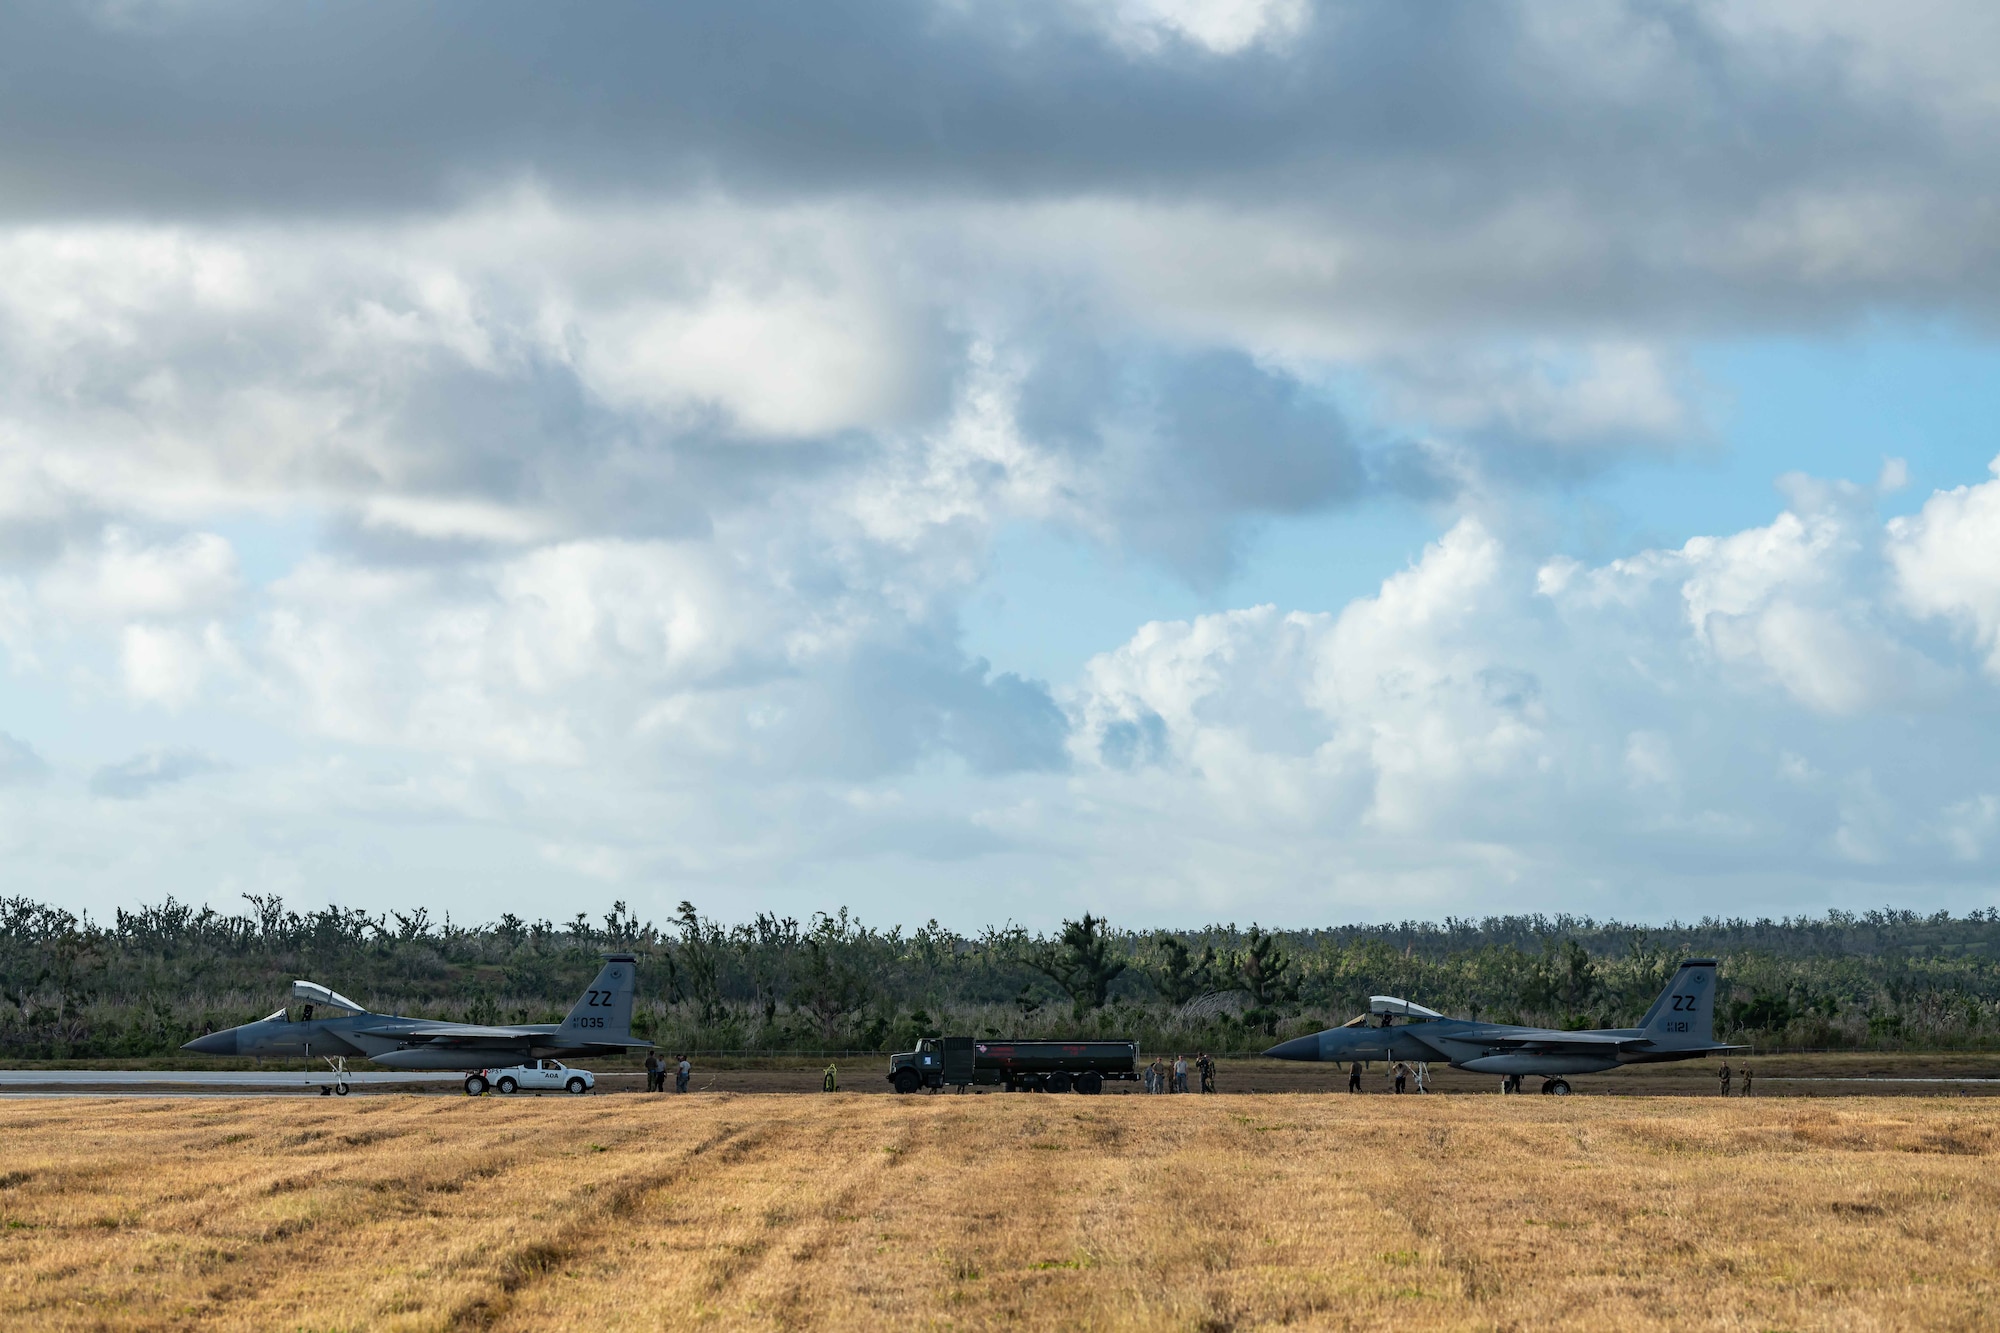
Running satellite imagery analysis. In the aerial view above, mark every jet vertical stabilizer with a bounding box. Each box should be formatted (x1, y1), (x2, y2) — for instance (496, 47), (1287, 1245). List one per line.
(557, 953), (640, 1044)
(1635, 958), (1718, 1049)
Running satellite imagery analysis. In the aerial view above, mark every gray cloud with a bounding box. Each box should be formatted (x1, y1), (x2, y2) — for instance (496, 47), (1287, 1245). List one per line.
(5, 4), (1996, 331)
(89, 749), (224, 800)
(0, 2), (1989, 592)
(674, 643), (1070, 783)
(1019, 346), (1365, 581)
(0, 732), (49, 786)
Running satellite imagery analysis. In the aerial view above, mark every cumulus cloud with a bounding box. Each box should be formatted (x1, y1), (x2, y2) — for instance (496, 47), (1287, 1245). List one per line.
(1061, 470), (2000, 914)
(1888, 457), (2000, 676)
(0, 5), (1998, 921)
(1071, 518), (1553, 844)
(37, 529), (239, 621)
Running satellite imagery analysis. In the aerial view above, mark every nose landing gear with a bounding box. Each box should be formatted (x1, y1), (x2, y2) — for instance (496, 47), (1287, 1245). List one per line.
(318, 1056), (351, 1097)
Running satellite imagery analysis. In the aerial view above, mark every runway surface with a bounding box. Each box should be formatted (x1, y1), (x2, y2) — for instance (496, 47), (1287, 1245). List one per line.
(1762, 1076), (2000, 1084)
(5, 1052), (2000, 1098)
(0, 1069), (462, 1086)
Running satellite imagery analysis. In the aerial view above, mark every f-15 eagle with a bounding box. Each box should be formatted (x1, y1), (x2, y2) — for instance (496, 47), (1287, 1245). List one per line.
(1266, 958), (1740, 1094)
(184, 954), (650, 1094)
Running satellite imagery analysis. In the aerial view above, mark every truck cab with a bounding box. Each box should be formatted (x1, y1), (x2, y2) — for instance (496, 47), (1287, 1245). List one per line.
(887, 1036), (976, 1093)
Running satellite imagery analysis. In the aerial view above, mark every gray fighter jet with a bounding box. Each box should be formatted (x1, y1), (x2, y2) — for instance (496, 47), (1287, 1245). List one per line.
(183, 954), (650, 1095)
(1264, 958), (1738, 1094)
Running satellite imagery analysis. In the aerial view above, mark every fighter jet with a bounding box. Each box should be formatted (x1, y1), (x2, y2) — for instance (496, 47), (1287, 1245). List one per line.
(1264, 957), (1738, 1094)
(183, 954), (651, 1095)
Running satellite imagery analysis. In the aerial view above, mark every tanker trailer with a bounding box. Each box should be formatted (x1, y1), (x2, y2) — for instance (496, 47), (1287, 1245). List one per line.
(887, 1035), (1139, 1094)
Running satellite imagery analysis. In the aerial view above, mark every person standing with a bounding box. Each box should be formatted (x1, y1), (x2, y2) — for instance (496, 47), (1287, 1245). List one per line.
(1718, 1061), (1732, 1096)
(644, 1050), (663, 1093)
(676, 1053), (692, 1094)
(1742, 1065), (1753, 1097)
(1393, 1062), (1408, 1094)
(1348, 1061), (1363, 1093)
(1173, 1054), (1188, 1093)
(1198, 1052), (1215, 1094)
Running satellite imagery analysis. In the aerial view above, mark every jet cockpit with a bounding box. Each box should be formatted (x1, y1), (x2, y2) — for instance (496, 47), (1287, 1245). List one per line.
(288, 980), (366, 1023)
(1338, 995), (1445, 1029)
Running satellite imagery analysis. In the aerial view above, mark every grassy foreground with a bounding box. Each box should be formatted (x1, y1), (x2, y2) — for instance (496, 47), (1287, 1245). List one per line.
(0, 1094), (1992, 1330)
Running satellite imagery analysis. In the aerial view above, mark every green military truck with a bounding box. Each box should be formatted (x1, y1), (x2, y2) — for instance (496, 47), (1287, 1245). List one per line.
(887, 1036), (1138, 1094)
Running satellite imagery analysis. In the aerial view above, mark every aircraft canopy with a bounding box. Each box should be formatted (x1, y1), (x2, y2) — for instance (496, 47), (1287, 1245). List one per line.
(1368, 996), (1444, 1021)
(291, 980), (366, 1014)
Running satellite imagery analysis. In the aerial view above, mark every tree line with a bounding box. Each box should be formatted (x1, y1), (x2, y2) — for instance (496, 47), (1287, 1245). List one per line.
(3, 894), (1999, 1059)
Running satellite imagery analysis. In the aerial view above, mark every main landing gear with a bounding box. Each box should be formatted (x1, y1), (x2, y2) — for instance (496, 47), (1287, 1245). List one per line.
(1498, 1074), (1571, 1095)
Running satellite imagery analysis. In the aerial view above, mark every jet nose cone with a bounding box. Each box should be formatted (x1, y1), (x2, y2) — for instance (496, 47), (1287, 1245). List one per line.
(182, 1030), (237, 1056)
(1263, 1033), (1322, 1061)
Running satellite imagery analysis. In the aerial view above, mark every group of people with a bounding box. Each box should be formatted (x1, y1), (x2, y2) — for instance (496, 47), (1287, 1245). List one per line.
(1345, 1060), (1428, 1093)
(1143, 1052), (1215, 1093)
(1717, 1061), (1753, 1095)
(643, 1051), (692, 1093)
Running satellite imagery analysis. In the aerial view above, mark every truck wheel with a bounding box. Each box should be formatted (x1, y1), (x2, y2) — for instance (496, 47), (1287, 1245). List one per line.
(1075, 1071), (1103, 1095)
(497, 1077), (518, 1095)
(892, 1069), (921, 1094)
(566, 1078), (588, 1095)
(464, 1075), (488, 1097)
(1046, 1071), (1073, 1094)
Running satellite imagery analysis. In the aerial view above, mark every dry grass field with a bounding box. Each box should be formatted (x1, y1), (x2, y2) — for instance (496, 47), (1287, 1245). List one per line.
(0, 1093), (1993, 1331)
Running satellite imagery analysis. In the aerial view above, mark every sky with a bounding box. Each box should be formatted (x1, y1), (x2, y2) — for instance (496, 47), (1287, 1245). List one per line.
(3, 1), (2000, 931)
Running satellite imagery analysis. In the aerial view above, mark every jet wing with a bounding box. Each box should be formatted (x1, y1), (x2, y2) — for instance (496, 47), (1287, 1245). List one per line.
(1471, 1029), (1650, 1051)
(1397, 1024), (1653, 1059)
(401, 1026), (540, 1041)
(354, 1024), (542, 1046)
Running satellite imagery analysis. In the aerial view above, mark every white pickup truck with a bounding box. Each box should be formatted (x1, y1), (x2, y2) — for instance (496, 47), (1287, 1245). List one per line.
(477, 1060), (595, 1096)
